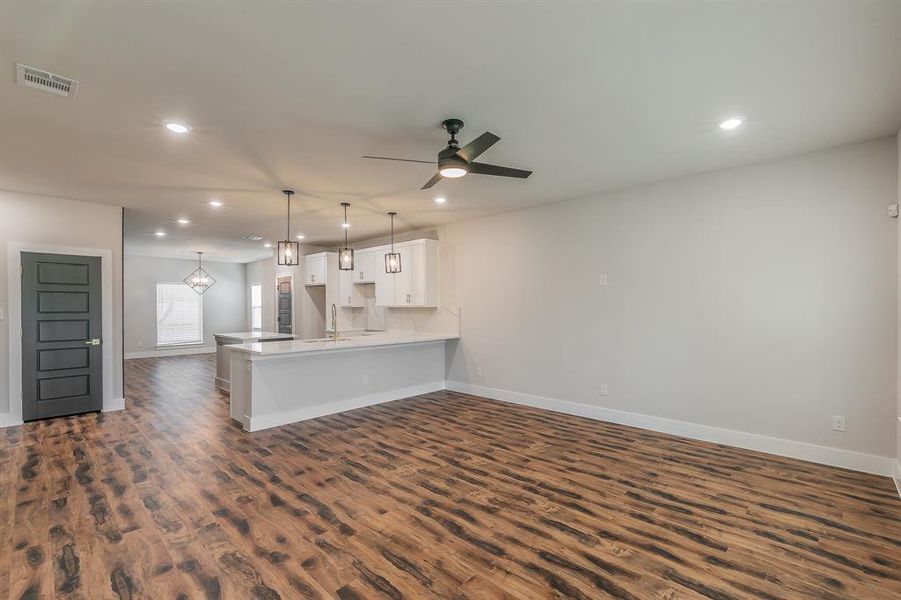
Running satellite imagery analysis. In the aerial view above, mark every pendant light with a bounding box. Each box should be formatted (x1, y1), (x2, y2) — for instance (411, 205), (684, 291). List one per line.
(184, 251), (216, 294)
(385, 212), (401, 273)
(338, 202), (354, 270)
(277, 189), (300, 266)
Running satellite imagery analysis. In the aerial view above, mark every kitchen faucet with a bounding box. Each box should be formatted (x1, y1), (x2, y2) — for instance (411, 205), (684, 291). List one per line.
(330, 303), (338, 342)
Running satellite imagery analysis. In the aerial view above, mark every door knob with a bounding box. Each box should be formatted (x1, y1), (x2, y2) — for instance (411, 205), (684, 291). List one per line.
(84, 339), (101, 346)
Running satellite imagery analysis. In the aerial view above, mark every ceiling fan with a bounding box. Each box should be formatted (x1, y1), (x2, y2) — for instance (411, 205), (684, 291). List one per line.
(363, 118), (532, 189)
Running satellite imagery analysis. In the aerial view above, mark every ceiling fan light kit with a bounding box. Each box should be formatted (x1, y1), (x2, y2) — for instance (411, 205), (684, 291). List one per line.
(277, 189), (300, 266)
(363, 118), (532, 189)
(385, 211), (401, 274)
(338, 202), (354, 271)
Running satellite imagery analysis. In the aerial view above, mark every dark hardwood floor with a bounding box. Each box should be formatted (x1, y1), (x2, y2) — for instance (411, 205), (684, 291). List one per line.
(1, 353), (899, 599)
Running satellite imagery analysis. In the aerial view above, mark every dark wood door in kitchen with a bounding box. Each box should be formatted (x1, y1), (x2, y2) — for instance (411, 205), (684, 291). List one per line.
(21, 252), (103, 421)
(277, 276), (293, 334)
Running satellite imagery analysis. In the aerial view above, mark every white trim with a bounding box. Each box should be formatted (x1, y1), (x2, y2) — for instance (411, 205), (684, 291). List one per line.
(446, 381), (897, 477)
(892, 460), (901, 500)
(246, 380), (445, 431)
(124, 345), (215, 359)
(104, 397), (125, 412)
(0, 413), (23, 428)
(7, 243), (116, 424)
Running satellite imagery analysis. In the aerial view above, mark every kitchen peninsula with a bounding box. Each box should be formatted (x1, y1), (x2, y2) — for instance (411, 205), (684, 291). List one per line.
(214, 331), (296, 392)
(227, 332), (458, 431)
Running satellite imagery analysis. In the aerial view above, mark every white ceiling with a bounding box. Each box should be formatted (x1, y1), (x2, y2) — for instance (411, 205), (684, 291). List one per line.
(1, 1), (900, 262)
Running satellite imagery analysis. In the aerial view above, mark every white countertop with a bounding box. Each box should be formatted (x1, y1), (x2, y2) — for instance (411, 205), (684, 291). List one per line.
(214, 331), (296, 342)
(227, 332), (459, 359)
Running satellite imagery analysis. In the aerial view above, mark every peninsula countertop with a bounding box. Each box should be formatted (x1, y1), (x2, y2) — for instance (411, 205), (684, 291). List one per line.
(227, 331), (459, 359)
(214, 331), (296, 343)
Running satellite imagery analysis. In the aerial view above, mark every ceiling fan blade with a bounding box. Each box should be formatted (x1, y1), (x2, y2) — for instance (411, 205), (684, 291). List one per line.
(362, 156), (436, 164)
(421, 173), (443, 189)
(454, 132), (500, 162)
(468, 162), (532, 179)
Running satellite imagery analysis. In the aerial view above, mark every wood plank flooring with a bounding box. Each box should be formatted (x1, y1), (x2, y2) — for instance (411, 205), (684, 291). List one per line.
(1, 353), (899, 599)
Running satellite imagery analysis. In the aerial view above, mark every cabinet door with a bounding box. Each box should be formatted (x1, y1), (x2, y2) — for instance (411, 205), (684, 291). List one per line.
(374, 259), (395, 306)
(396, 244), (426, 305)
(356, 251), (375, 283)
(306, 255), (326, 285)
(339, 269), (363, 307)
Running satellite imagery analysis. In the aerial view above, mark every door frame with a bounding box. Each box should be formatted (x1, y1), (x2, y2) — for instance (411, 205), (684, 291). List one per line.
(275, 274), (294, 335)
(6, 243), (117, 426)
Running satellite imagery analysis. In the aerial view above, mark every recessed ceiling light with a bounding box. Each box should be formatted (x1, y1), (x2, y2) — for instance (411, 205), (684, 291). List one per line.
(433, 196), (447, 204)
(296, 234), (305, 240)
(242, 234), (263, 241)
(155, 231), (167, 237)
(177, 218), (190, 225)
(164, 122), (191, 134)
(719, 117), (743, 130)
(209, 200), (223, 207)
(264, 243), (272, 248)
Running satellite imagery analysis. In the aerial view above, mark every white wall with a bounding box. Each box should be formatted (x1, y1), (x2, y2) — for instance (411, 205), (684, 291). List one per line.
(0, 190), (124, 419)
(123, 255), (246, 355)
(445, 138), (898, 461)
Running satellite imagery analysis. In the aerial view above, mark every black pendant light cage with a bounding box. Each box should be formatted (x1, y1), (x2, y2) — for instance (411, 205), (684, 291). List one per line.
(278, 189), (300, 266)
(385, 211), (401, 273)
(184, 251), (216, 295)
(338, 202), (354, 270)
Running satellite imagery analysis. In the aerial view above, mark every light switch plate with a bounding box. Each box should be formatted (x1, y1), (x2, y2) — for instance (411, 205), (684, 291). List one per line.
(0, 307), (4, 320)
(599, 274), (608, 286)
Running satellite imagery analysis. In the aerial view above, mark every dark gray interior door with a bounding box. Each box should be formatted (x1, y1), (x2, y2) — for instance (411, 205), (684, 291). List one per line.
(277, 277), (292, 334)
(21, 252), (103, 421)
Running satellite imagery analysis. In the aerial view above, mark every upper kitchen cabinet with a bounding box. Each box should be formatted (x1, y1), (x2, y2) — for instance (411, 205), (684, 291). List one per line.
(353, 249), (377, 284)
(304, 252), (328, 286)
(339, 268), (364, 307)
(374, 238), (439, 307)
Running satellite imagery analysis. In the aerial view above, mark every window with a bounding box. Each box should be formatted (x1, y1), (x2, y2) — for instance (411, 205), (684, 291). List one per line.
(156, 283), (203, 346)
(250, 284), (262, 330)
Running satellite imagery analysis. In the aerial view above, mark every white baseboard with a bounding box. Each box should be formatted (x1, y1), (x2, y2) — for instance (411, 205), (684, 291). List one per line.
(125, 345), (215, 359)
(0, 413), (23, 428)
(248, 380), (445, 432)
(892, 460), (901, 500)
(446, 381), (896, 477)
(103, 397), (125, 412)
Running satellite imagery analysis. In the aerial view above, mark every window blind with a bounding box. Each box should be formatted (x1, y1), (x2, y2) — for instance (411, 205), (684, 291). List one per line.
(156, 282), (203, 346)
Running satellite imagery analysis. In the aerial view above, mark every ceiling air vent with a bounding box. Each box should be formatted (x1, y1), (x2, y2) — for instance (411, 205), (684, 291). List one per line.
(16, 63), (79, 98)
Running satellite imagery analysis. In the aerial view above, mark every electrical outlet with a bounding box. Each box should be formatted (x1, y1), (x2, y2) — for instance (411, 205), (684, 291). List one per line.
(832, 415), (846, 432)
(476, 367), (483, 378)
(599, 274), (608, 286)
(0, 307), (4, 320)
(361, 373), (369, 384)
(599, 384), (608, 397)
(889, 204), (899, 218)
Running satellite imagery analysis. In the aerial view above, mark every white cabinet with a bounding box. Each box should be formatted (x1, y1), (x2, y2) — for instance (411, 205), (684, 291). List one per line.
(339, 268), (364, 307)
(354, 250), (377, 284)
(304, 252), (327, 286)
(374, 239), (439, 307)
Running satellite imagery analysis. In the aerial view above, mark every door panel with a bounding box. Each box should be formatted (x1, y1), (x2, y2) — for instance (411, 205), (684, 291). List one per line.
(37, 261), (89, 285)
(38, 319), (89, 342)
(277, 277), (293, 334)
(38, 347), (90, 371)
(38, 291), (89, 312)
(22, 252), (103, 421)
